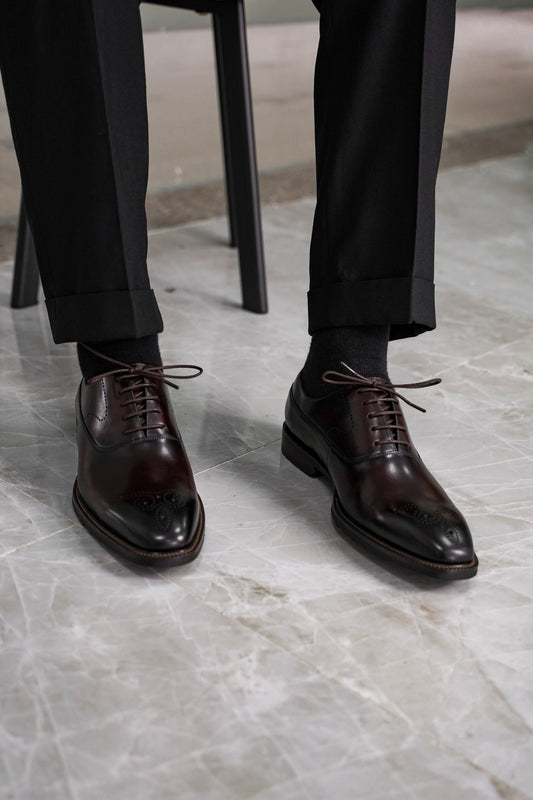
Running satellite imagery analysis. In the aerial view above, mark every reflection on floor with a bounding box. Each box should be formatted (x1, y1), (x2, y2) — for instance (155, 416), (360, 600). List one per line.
(1, 152), (533, 799)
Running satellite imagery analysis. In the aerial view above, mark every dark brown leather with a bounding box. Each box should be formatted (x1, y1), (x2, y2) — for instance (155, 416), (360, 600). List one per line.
(284, 372), (477, 575)
(74, 365), (204, 564)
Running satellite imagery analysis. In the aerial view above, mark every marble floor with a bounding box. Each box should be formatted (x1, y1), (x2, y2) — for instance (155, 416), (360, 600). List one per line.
(2, 151), (533, 799)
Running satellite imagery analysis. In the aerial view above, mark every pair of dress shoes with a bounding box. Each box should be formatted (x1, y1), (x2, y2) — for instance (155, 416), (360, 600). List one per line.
(73, 355), (477, 579)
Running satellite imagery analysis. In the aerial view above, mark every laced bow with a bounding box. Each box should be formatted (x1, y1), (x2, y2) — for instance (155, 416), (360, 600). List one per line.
(322, 362), (442, 413)
(81, 344), (202, 435)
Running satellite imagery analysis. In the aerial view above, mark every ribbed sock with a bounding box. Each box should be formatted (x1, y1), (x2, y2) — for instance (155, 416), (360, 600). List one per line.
(301, 325), (390, 397)
(77, 334), (162, 380)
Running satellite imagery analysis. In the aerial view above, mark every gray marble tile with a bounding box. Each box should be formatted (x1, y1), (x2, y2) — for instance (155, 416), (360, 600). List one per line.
(432, 332), (533, 459)
(2, 152), (533, 798)
(0, 388), (76, 520)
(390, 282), (533, 378)
(169, 440), (533, 798)
(0, 534), (510, 800)
(0, 480), (74, 557)
(435, 155), (533, 320)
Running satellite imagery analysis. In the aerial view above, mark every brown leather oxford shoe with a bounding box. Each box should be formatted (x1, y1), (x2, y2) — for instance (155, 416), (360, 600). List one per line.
(282, 365), (478, 579)
(73, 353), (204, 567)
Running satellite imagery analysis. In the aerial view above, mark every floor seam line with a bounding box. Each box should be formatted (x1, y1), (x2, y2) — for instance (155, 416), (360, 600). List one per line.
(194, 437), (282, 476)
(437, 330), (533, 377)
(0, 526), (77, 560)
(3, 484), (76, 525)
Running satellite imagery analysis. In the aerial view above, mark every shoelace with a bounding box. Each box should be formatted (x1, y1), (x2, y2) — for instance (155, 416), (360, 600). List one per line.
(82, 344), (202, 436)
(322, 362), (442, 448)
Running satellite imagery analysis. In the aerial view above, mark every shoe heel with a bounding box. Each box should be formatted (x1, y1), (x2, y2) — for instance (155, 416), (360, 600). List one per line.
(281, 424), (323, 478)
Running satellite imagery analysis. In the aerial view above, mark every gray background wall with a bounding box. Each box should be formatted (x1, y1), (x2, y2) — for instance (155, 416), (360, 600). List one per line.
(141, 0), (533, 31)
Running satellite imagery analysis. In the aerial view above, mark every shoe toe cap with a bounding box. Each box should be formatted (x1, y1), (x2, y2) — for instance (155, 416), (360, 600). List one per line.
(110, 492), (202, 553)
(391, 502), (476, 565)
(429, 524), (475, 564)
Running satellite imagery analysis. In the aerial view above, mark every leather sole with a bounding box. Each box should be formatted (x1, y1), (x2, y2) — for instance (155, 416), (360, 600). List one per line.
(281, 423), (478, 580)
(72, 480), (205, 568)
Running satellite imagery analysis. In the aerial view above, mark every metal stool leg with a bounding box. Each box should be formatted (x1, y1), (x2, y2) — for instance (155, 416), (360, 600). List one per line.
(11, 196), (40, 309)
(213, 0), (267, 313)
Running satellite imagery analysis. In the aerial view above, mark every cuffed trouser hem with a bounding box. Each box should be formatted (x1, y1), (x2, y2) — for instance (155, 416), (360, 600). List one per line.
(308, 276), (436, 341)
(46, 289), (163, 344)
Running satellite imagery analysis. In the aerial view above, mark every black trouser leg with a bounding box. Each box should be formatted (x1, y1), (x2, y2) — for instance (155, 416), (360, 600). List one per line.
(309, 0), (456, 340)
(0, 0), (162, 344)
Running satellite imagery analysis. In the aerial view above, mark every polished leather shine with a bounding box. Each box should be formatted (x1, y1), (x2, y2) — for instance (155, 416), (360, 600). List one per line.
(73, 366), (204, 566)
(283, 373), (478, 579)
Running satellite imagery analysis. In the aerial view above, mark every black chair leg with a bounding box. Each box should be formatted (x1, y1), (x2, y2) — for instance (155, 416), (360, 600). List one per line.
(11, 196), (40, 309)
(214, 24), (238, 251)
(213, 0), (267, 313)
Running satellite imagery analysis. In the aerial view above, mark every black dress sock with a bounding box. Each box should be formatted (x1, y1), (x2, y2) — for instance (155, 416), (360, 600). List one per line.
(302, 325), (390, 397)
(77, 334), (162, 380)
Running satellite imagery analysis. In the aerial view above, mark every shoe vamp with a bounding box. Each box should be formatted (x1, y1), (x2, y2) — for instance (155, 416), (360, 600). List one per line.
(78, 438), (199, 551)
(81, 437), (195, 503)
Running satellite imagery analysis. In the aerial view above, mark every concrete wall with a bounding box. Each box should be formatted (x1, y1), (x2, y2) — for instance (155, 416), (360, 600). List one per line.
(141, 0), (533, 31)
